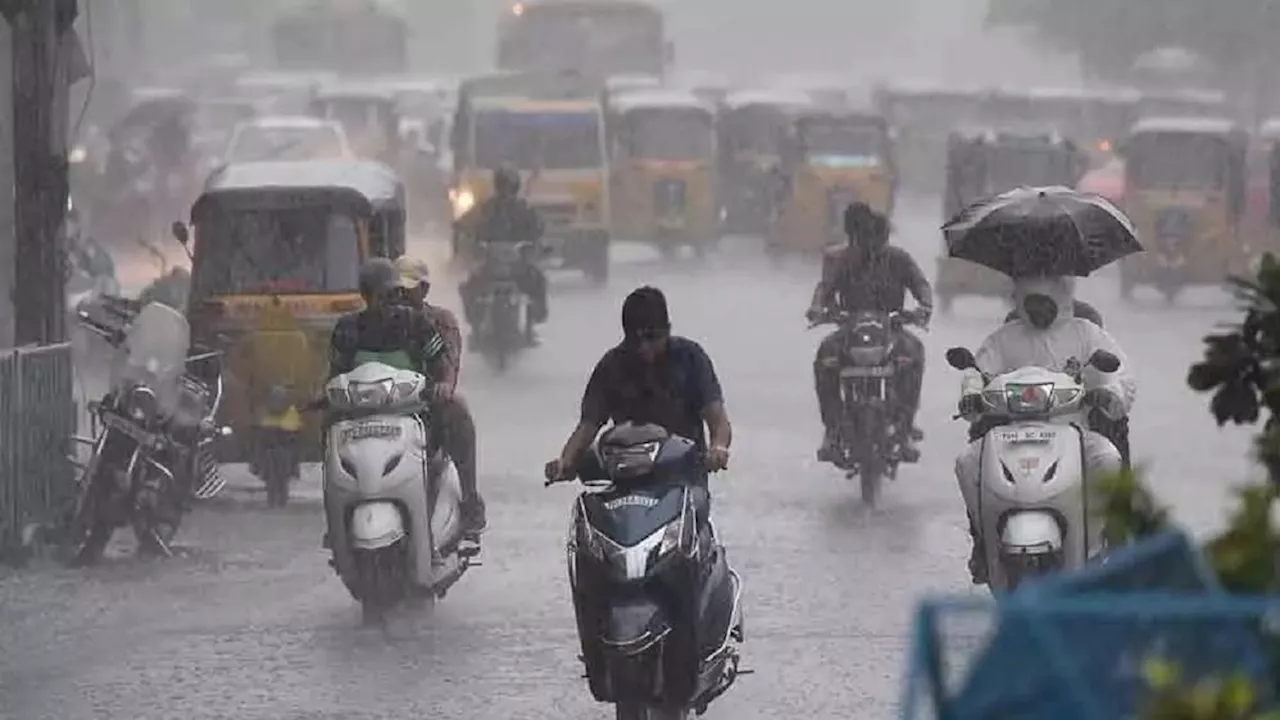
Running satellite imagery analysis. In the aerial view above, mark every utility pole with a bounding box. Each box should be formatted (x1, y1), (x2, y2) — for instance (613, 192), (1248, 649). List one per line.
(3, 0), (74, 345)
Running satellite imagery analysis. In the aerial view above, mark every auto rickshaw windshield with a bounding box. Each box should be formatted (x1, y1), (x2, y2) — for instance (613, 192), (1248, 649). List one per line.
(983, 144), (1078, 191)
(727, 108), (789, 155)
(625, 109), (714, 161)
(191, 206), (361, 296)
(473, 109), (602, 170)
(1128, 133), (1229, 189)
(799, 122), (884, 166)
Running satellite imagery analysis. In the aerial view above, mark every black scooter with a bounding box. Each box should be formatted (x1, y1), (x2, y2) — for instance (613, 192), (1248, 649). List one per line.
(547, 423), (746, 720)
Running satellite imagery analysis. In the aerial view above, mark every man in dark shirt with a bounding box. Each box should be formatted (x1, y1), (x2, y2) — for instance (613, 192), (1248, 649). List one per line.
(458, 166), (550, 343)
(328, 257), (485, 535)
(544, 286), (733, 486)
(806, 202), (933, 462)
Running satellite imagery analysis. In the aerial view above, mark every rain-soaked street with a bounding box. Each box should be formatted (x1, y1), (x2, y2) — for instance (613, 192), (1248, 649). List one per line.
(0, 197), (1257, 719)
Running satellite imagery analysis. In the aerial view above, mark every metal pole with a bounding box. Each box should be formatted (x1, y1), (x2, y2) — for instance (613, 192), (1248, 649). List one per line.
(5, 0), (68, 344)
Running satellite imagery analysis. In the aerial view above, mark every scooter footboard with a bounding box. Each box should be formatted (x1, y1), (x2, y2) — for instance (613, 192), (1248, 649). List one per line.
(602, 598), (672, 657)
(349, 500), (407, 550)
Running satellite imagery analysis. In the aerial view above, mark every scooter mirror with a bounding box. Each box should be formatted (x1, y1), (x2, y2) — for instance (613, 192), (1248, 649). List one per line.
(945, 347), (977, 370)
(1088, 350), (1121, 373)
(170, 221), (189, 246)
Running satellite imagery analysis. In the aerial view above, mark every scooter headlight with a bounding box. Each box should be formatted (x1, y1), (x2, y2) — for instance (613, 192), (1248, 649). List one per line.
(342, 379), (420, 408)
(127, 386), (158, 422)
(1005, 383), (1055, 415)
(450, 187), (476, 219)
(657, 508), (697, 559)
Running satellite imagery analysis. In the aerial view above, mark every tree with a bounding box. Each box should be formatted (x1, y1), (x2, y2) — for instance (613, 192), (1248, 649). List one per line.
(987, 0), (1280, 84)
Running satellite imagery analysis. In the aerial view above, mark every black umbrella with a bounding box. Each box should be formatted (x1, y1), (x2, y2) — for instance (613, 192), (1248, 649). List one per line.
(942, 185), (1142, 278)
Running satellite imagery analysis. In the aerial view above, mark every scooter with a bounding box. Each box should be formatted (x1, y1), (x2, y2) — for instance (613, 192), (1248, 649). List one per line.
(944, 347), (1122, 592)
(547, 422), (745, 720)
(319, 361), (480, 625)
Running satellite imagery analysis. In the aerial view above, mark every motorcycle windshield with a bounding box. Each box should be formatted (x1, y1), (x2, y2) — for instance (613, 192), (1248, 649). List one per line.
(112, 302), (190, 414)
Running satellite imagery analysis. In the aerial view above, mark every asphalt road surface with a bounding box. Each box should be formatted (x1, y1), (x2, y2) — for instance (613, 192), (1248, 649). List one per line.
(0, 196), (1255, 719)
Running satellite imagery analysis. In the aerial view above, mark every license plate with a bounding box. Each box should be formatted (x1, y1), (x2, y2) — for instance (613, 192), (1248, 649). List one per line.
(840, 365), (894, 378)
(103, 412), (156, 445)
(341, 422), (402, 442)
(995, 427), (1057, 444)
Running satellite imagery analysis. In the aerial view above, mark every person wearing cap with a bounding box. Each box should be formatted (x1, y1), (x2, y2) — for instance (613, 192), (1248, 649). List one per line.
(328, 258), (487, 536)
(544, 286), (732, 492)
(392, 255), (486, 534)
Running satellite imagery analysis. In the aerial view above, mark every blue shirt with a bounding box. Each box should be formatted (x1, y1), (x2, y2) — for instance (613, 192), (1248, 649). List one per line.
(580, 336), (724, 449)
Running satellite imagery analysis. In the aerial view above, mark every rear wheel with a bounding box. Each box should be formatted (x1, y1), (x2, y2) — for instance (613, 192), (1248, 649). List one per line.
(859, 457), (883, 506)
(999, 551), (1063, 591)
(585, 235), (611, 286)
(615, 704), (689, 720)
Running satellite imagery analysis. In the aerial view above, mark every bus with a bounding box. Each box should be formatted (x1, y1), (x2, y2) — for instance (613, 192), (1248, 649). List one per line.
(271, 1), (408, 75)
(496, 0), (670, 79)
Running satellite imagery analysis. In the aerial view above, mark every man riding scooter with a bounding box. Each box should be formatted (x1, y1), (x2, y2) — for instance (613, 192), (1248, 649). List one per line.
(954, 275), (1136, 584)
(458, 166), (550, 345)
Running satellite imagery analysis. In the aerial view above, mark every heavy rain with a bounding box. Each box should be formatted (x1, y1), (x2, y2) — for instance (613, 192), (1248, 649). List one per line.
(1, 0), (1278, 718)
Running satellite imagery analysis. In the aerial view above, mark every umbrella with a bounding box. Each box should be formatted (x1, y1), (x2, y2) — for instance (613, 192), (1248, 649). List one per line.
(942, 185), (1142, 278)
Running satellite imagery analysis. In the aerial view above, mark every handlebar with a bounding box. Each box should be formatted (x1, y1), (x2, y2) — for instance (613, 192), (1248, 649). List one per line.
(806, 308), (927, 330)
(543, 451), (710, 488)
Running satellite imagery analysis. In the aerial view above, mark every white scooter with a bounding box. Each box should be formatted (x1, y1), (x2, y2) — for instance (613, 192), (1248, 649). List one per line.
(320, 362), (480, 624)
(944, 347), (1122, 592)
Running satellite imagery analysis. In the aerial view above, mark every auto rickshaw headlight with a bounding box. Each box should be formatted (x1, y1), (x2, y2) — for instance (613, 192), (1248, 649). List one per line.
(69, 146), (88, 164)
(450, 188), (476, 219)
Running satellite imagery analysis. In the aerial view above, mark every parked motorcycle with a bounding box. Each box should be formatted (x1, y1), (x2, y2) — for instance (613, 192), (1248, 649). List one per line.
(469, 241), (534, 373)
(65, 298), (229, 565)
(319, 361), (480, 625)
(547, 423), (745, 720)
(810, 308), (925, 505)
(945, 346), (1122, 592)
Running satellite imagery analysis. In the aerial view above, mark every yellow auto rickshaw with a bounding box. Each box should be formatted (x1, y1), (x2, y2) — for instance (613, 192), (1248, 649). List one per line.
(766, 108), (896, 256)
(1117, 116), (1249, 302)
(608, 89), (720, 257)
(935, 127), (1087, 313)
(177, 160), (405, 493)
(309, 85), (401, 165)
(718, 89), (814, 236)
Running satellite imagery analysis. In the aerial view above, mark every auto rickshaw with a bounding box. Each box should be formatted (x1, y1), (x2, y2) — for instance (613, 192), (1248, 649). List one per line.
(1117, 116), (1249, 302)
(718, 89), (814, 236)
(309, 86), (401, 166)
(766, 108), (896, 256)
(177, 160), (405, 499)
(935, 127), (1088, 312)
(608, 89), (720, 257)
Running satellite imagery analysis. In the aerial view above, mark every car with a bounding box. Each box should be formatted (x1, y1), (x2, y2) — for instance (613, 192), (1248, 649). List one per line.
(223, 116), (354, 164)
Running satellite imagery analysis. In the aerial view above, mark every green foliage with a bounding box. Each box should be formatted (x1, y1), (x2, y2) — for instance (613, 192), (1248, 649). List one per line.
(1097, 464), (1170, 547)
(1205, 483), (1280, 594)
(1141, 658), (1280, 720)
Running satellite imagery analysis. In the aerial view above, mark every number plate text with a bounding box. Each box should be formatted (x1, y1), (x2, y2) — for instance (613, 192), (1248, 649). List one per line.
(840, 365), (894, 378)
(341, 423), (403, 442)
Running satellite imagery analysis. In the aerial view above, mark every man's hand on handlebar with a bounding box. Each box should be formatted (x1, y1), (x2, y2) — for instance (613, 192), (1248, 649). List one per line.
(705, 445), (730, 472)
(543, 456), (575, 486)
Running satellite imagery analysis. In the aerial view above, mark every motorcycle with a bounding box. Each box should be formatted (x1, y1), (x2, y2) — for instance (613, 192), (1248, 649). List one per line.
(65, 298), (229, 565)
(944, 346), (1122, 592)
(319, 361), (480, 625)
(469, 241), (534, 373)
(547, 423), (746, 720)
(810, 308), (925, 505)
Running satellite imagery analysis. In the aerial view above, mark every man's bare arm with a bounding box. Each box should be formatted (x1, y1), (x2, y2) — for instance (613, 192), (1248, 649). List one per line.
(703, 400), (733, 449)
(559, 419), (605, 467)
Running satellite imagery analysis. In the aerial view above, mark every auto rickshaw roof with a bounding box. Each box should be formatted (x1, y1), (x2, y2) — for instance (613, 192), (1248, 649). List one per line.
(311, 84), (398, 104)
(1128, 116), (1241, 137)
(792, 108), (887, 128)
(234, 70), (339, 89)
(470, 96), (601, 113)
(722, 89), (814, 111)
(609, 89), (714, 114)
(196, 160), (403, 216)
(1257, 117), (1280, 140)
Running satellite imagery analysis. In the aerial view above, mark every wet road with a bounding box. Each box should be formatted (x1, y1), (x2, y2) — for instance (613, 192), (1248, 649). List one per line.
(0, 197), (1255, 719)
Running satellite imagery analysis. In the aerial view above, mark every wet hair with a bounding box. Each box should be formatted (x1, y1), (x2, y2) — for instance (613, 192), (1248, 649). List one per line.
(358, 257), (399, 303)
(621, 285), (670, 334)
(494, 166), (520, 197)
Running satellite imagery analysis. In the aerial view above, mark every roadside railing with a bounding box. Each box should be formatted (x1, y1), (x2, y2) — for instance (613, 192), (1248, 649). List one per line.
(0, 342), (75, 563)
